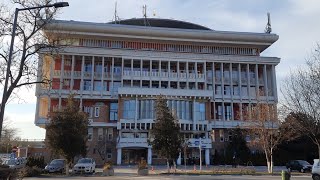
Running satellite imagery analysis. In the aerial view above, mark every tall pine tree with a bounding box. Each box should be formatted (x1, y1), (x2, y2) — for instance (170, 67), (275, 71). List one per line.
(150, 96), (183, 171)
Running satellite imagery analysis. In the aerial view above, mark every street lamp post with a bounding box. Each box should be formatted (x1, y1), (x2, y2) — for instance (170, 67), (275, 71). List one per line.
(0, 2), (69, 138)
(199, 138), (202, 171)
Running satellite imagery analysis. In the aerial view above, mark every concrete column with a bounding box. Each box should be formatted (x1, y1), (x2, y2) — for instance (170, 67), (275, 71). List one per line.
(205, 148), (210, 165)
(177, 152), (181, 165)
(147, 148), (152, 165)
(117, 148), (122, 165)
(70, 55), (75, 91)
(192, 99), (197, 131)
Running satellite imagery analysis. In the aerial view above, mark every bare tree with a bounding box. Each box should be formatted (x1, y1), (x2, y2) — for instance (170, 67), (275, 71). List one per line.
(0, 0), (66, 139)
(95, 134), (116, 164)
(245, 96), (285, 173)
(281, 44), (320, 158)
(0, 117), (20, 153)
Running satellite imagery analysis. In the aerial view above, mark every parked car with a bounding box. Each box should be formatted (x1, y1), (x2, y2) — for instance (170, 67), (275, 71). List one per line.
(44, 159), (66, 173)
(2, 157), (26, 169)
(286, 160), (312, 173)
(312, 159), (320, 180)
(73, 158), (95, 174)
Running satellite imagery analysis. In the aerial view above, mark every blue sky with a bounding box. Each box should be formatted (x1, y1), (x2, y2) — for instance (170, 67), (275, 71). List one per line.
(4, 0), (320, 139)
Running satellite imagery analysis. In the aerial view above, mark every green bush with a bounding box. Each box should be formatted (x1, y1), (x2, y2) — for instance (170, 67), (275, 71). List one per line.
(26, 156), (46, 169)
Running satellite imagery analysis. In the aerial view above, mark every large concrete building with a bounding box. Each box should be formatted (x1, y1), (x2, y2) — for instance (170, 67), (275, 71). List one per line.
(35, 18), (280, 166)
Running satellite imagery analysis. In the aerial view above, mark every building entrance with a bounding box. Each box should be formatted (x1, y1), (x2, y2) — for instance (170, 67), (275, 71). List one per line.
(122, 148), (147, 165)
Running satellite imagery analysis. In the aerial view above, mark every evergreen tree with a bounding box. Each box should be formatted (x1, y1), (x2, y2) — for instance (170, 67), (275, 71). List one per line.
(46, 95), (88, 174)
(150, 96), (183, 171)
(225, 128), (250, 166)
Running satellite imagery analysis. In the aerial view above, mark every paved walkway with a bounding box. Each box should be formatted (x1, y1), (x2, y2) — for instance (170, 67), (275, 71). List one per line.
(112, 165), (288, 175)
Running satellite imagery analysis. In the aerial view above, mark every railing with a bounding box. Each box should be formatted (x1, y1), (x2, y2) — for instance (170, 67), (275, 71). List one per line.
(122, 70), (204, 80)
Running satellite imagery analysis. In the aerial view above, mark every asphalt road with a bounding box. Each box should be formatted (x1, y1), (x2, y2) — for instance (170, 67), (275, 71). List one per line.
(23, 166), (313, 180)
(24, 175), (312, 180)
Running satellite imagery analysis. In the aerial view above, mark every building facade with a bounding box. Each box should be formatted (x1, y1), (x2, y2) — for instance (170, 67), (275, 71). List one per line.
(35, 18), (280, 166)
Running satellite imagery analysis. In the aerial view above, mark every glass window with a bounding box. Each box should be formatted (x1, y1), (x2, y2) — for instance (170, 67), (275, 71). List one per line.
(219, 129), (224, 142)
(108, 128), (113, 140)
(84, 60), (92, 72)
(94, 107), (100, 117)
(123, 100), (136, 119)
(138, 100), (155, 119)
(84, 80), (91, 91)
(224, 86), (231, 95)
(225, 104), (232, 120)
(110, 103), (118, 121)
(88, 128), (93, 141)
(98, 128), (103, 141)
(199, 103), (205, 121)
(94, 81), (102, 91)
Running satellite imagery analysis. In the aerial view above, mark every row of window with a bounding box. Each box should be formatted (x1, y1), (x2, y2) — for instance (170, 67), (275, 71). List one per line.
(83, 103), (118, 121)
(87, 127), (114, 141)
(122, 100), (205, 120)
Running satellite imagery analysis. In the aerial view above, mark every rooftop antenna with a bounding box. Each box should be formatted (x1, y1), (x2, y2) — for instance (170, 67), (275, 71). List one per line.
(142, 5), (150, 26)
(265, 12), (272, 33)
(113, 1), (120, 24)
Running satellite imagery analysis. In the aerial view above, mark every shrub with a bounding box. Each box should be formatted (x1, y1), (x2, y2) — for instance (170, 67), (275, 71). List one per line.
(20, 166), (42, 177)
(26, 156), (46, 169)
(138, 160), (148, 170)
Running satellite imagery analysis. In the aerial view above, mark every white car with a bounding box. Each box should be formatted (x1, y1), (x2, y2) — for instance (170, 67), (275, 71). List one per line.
(312, 159), (320, 180)
(73, 158), (96, 174)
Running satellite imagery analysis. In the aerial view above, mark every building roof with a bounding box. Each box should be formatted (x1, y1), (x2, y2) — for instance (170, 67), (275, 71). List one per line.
(108, 18), (212, 31)
(44, 19), (279, 52)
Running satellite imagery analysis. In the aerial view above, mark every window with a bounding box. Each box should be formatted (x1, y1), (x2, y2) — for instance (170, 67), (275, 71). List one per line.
(224, 86), (231, 95)
(84, 61), (92, 72)
(211, 130), (215, 142)
(84, 80), (91, 91)
(84, 106), (93, 118)
(138, 100), (155, 119)
(233, 86), (240, 96)
(215, 85), (222, 95)
(64, 58), (71, 66)
(94, 107), (100, 117)
(108, 128), (113, 140)
(88, 128), (93, 141)
(123, 100), (136, 119)
(94, 81), (102, 91)
(219, 129), (224, 142)
(225, 104), (232, 120)
(228, 131), (233, 142)
(194, 102), (205, 121)
(98, 128), (103, 141)
(106, 148), (112, 159)
(110, 103), (118, 121)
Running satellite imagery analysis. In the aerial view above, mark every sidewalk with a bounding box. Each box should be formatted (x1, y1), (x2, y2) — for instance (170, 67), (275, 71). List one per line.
(104, 165), (288, 176)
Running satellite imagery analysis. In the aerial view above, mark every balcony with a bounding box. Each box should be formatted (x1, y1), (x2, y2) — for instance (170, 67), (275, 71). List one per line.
(118, 87), (212, 98)
(122, 70), (205, 81)
(117, 137), (150, 148)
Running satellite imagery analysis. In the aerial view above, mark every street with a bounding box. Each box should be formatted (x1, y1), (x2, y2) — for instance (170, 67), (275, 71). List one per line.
(22, 166), (312, 180)
(24, 174), (312, 180)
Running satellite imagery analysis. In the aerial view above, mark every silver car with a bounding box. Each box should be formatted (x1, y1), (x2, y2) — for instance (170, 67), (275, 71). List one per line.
(45, 159), (66, 173)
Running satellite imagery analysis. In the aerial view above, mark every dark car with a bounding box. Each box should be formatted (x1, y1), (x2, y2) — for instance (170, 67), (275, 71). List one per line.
(44, 159), (65, 173)
(286, 160), (312, 173)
